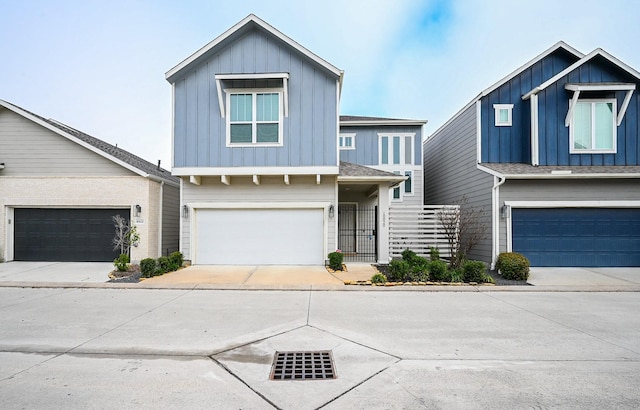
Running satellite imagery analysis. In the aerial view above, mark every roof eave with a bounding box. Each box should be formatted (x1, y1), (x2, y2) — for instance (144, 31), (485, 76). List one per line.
(340, 119), (427, 127)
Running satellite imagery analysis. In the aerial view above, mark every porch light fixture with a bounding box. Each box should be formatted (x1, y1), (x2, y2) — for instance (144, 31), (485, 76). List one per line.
(329, 205), (335, 219)
(500, 205), (511, 219)
(135, 204), (142, 217)
(182, 205), (189, 219)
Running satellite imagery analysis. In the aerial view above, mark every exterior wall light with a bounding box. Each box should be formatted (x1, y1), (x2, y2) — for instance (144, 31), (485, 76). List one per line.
(182, 205), (189, 219)
(329, 204), (335, 219)
(135, 204), (142, 217)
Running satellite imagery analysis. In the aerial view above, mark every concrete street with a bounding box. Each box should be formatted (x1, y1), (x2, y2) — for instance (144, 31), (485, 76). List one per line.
(1, 286), (639, 409)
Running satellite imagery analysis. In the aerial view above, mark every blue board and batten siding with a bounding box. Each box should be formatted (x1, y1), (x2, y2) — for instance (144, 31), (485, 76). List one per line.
(481, 51), (640, 166)
(172, 29), (339, 168)
(339, 126), (423, 166)
(481, 48), (578, 163)
(536, 56), (640, 166)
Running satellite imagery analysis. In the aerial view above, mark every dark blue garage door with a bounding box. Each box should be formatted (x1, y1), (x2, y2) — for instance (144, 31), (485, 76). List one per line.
(512, 208), (640, 267)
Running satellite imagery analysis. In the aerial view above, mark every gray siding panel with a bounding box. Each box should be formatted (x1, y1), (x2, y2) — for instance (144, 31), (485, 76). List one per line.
(0, 108), (135, 177)
(173, 30), (339, 169)
(161, 183), (180, 256)
(423, 104), (494, 262)
(339, 125), (423, 166)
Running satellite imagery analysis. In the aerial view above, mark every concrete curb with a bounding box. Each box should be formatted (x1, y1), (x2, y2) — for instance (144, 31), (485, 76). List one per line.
(1, 280), (640, 292)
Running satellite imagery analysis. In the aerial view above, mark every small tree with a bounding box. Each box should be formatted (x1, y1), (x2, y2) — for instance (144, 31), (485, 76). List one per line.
(112, 215), (140, 256)
(437, 196), (488, 269)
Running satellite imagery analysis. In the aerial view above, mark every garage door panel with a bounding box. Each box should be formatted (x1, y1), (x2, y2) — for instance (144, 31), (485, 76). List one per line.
(512, 208), (640, 267)
(14, 208), (129, 262)
(195, 209), (324, 265)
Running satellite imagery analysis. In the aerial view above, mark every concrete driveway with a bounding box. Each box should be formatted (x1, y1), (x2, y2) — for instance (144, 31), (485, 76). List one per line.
(0, 261), (112, 283)
(528, 267), (640, 288)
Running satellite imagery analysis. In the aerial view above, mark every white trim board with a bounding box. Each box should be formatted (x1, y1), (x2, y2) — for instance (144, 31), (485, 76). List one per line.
(504, 201), (640, 208)
(173, 166), (339, 176)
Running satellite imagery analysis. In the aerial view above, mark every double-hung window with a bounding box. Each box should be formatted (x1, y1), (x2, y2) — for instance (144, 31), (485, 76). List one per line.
(570, 99), (616, 153)
(227, 90), (283, 146)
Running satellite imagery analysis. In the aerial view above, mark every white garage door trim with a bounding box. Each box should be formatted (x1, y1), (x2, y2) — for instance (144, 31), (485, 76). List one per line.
(190, 202), (330, 265)
(503, 200), (640, 252)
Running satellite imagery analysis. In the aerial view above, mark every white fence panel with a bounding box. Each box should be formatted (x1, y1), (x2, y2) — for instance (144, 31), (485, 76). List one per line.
(389, 205), (459, 259)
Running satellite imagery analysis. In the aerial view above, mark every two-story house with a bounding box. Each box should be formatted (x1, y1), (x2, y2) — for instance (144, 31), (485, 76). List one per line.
(424, 42), (640, 268)
(165, 14), (422, 265)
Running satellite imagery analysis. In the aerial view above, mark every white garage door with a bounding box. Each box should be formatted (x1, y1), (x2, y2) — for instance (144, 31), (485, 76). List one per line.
(195, 208), (324, 265)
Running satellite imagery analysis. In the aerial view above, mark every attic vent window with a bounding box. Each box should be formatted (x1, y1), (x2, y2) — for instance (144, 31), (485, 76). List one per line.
(493, 104), (513, 126)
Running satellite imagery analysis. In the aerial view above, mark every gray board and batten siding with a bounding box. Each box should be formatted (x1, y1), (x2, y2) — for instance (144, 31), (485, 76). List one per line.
(0, 107), (136, 177)
(172, 29), (340, 169)
(423, 104), (494, 263)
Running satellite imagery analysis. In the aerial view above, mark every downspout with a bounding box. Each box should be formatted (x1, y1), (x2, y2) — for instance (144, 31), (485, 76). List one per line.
(491, 175), (506, 270)
(158, 181), (164, 258)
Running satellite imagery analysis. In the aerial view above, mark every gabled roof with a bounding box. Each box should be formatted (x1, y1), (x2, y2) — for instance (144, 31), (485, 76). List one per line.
(522, 48), (640, 99)
(165, 14), (344, 84)
(340, 115), (427, 127)
(428, 41), (584, 138)
(0, 99), (178, 184)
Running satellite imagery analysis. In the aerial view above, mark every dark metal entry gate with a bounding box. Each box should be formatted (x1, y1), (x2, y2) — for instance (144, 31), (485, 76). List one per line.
(338, 205), (377, 262)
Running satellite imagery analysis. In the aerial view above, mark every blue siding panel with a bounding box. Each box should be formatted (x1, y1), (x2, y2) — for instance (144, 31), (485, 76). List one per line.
(338, 125), (423, 166)
(513, 208), (640, 267)
(171, 28), (339, 169)
(480, 49), (582, 164)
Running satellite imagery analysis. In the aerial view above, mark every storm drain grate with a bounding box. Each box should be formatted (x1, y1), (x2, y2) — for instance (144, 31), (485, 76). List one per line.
(269, 350), (336, 381)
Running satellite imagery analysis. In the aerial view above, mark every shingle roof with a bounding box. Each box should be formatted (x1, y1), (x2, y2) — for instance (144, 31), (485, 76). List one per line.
(339, 161), (403, 178)
(482, 163), (640, 176)
(340, 115), (426, 125)
(0, 100), (178, 183)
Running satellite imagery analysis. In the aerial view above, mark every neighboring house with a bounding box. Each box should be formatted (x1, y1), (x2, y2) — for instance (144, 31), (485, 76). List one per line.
(0, 99), (180, 263)
(165, 14), (419, 265)
(339, 116), (426, 207)
(424, 42), (640, 268)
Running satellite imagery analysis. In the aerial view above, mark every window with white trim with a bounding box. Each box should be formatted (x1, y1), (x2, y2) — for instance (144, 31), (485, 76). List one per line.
(404, 170), (413, 195)
(493, 104), (513, 126)
(226, 89), (283, 146)
(570, 99), (616, 153)
(392, 171), (401, 200)
(339, 133), (356, 150)
(379, 133), (414, 165)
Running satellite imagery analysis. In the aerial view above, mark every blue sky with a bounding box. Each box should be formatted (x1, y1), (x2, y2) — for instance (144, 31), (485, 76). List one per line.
(2, 0), (640, 167)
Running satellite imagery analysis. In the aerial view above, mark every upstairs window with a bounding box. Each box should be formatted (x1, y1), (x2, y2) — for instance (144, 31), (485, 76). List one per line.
(570, 99), (616, 153)
(339, 133), (356, 150)
(493, 104), (513, 126)
(227, 90), (282, 145)
(379, 133), (414, 165)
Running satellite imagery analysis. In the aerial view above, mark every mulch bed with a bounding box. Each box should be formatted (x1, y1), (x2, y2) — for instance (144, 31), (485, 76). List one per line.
(107, 263), (141, 283)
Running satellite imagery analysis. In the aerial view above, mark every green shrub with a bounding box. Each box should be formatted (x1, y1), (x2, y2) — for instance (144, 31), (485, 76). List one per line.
(371, 273), (387, 284)
(497, 252), (530, 280)
(408, 256), (429, 281)
(448, 268), (464, 283)
(156, 256), (171, 275)
(140, 258), (157, 278)
(401, 249), (417, 263)
(427, 260), (448, 281)
(429, 247), (440, 262)
(169, 251), (184, 269)
(113, 253), (130, 272)
(328, 251), (344, 271)
(389, 259), (410, 282)
(462, 260), (487, 283)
